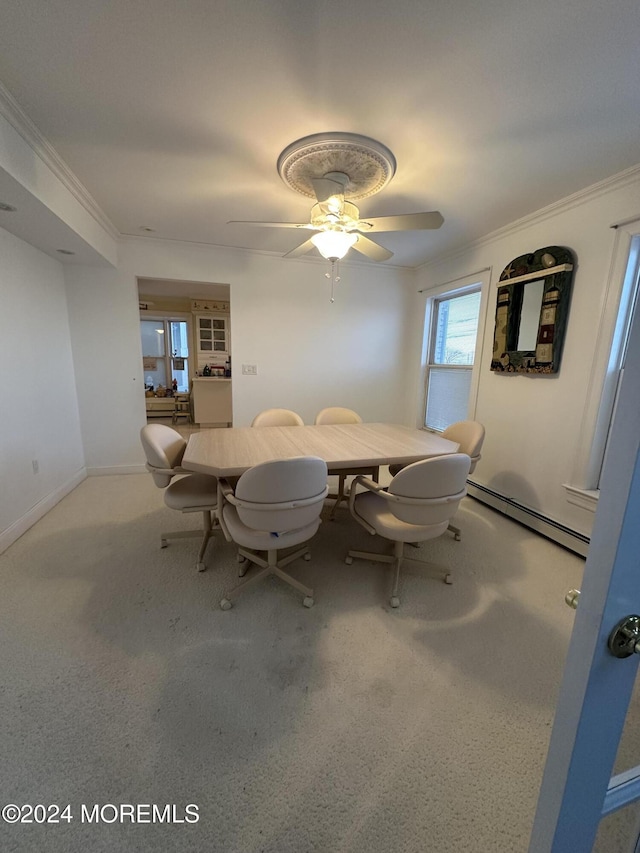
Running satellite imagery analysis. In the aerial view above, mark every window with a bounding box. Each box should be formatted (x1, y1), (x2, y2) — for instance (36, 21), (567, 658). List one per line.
(424, 288), (482, 431)
(564, 220), (640, 504)
(140, 316), (190, 392)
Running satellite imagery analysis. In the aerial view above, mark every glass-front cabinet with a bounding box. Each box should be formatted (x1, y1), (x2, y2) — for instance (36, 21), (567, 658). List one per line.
(197, 315), (229, 354)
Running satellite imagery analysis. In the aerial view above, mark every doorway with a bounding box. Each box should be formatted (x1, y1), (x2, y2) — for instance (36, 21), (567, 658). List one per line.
(137, 277), (231, 431)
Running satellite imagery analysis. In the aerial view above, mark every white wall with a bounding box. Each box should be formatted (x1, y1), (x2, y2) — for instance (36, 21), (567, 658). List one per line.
(0, 227), (86, 551)
(65, 238), (416, 472)
(413, 169), (640, 538)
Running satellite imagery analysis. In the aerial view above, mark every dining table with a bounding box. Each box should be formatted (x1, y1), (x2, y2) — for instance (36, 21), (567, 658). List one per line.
(181, 422), (460, 478)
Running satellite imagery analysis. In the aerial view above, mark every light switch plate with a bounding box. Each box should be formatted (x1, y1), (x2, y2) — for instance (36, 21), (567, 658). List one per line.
(242, 364), (257, 375)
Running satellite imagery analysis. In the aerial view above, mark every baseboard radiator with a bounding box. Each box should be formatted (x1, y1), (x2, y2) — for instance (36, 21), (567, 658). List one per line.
(467, 482), (590, 558)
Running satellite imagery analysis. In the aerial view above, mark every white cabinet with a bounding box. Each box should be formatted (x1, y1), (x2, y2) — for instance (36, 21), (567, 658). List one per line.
(196, 314), (229, 356)
(145, 397), (175, 417)
(191, 378), (232, 426)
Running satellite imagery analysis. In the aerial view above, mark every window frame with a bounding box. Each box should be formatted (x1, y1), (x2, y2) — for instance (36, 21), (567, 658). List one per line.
(596, 246), (640, 488)
(419, 271), (490, 434)
(565, 220), (640, 507)
(139, 311), (193, 392)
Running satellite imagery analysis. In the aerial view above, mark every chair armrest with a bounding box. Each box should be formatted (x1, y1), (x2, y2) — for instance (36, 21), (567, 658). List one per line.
(227, 486), (329, 513)
(218, 478), (235, 498)
(348, 475), (388, 534)
(375, 487), (468, 506)
(145, 461), (175, 478)
(216, 479), (236, 542)
(351, 474), (386, 494)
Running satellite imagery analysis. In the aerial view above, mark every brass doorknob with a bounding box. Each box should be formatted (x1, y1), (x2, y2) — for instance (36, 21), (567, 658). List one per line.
(565, 589), (581, 610)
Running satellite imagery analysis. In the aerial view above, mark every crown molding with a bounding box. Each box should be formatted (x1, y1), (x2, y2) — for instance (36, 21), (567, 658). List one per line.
(0, 81), (119, 240)
(420, 163), (640, 272)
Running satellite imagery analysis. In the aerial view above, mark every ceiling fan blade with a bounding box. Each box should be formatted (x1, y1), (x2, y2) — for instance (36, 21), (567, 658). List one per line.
(351, 235), (394, 262)
(283, 237), (317, 258)
(357, 211), (444, 232)
(227, 220), (312, 229)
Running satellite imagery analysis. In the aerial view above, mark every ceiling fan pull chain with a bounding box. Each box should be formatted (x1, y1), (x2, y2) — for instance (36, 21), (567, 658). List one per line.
(325, 258), (341, 302)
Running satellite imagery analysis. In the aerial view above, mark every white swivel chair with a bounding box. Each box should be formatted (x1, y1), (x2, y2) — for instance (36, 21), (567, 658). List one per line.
(346, 453), (471, 608)
(389, 420), (485, 540)
(314, 407), (362, 425)
(140, 424), (221, 572)
(314, 407), (379, 517)
(251, 408), (304, 427)
(217, 456), (329, 609)
(438, 421), (484, 540)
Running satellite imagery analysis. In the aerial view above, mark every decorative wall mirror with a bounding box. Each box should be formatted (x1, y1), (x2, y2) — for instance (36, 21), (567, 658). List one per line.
(491, 245), (575, 374)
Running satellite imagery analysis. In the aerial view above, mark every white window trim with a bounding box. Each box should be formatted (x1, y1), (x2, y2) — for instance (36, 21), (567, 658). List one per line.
(564, 485), (599, 512)
(139, 310), (193, 385)
(417, 269), (492, 431)
(564, 219), (640, 507)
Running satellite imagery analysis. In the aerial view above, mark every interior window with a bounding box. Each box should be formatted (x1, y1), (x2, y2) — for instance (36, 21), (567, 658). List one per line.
(424, 288), (482, 431)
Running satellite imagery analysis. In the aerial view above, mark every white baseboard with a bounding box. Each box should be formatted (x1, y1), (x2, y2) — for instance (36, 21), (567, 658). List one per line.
(0, 468), (87, 554)
(467, 482), (590, 557)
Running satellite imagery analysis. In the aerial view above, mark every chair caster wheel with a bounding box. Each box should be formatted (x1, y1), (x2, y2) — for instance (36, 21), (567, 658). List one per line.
(196, 561), (206, 572)
(160, 539), (168, 549)
(303, 552), (311, 561)
(303, 596), (314, 608)
(390, 596), (400, 608)
(454, 533), (461, 542)
(345, 555), (353, 565)
(445, 574), (453, 585)
(220, 598), (232, 611)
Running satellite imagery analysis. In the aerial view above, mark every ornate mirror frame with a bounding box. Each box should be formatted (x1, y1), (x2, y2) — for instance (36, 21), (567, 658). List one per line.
(491, 245), (575, 374)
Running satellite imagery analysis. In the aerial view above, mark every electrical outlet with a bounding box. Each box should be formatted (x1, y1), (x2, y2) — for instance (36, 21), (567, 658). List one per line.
(32, 459), (39, 474)
(242, 364), (257, 375)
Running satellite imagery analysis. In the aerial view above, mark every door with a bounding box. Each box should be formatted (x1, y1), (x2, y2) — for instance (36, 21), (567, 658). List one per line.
(529, 281), (640, 850)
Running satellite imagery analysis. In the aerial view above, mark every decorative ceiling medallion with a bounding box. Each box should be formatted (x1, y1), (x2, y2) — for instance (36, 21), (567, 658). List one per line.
(277, 132), (396, 201)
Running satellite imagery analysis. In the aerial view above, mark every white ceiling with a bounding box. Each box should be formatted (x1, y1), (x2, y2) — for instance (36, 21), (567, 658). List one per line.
(0, 0), (639, 268)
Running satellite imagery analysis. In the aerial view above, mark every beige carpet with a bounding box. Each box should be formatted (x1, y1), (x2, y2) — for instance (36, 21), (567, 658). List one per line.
(0, 473), (636, 852)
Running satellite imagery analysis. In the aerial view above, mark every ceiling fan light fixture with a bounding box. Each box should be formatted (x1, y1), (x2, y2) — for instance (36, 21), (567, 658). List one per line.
(311, 231), (357, 260)
(310, 200), (360, 228)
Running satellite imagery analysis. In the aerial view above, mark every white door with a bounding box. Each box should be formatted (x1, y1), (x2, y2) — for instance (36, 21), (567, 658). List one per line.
(528, 285), (640, 850)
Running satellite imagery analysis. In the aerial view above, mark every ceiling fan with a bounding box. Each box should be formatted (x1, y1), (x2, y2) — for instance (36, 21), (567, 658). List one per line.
(228, 132), (444, 263)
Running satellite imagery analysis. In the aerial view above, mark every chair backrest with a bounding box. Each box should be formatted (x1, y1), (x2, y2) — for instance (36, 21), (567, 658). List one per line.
(388, 453), (471, 526)
(140, 423), (187, 488)
(442, 421), (485, 473)
(251, 408), (304, 427)
(314, 407), (363, 425)
(233, 456), (328, 532)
